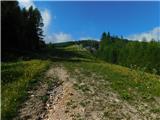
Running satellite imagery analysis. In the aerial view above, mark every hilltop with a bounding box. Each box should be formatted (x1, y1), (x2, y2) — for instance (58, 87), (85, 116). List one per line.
(2, 1), (160, 120)
(2, 43), (160, 120)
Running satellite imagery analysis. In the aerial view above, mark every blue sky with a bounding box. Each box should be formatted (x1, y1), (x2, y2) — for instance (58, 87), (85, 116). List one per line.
(19, 1), (160, 43)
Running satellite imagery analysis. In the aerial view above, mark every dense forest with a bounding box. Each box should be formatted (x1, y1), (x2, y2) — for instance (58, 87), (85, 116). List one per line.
(2, 1), (45, 52)
(97, 32), (160, 75)
(49, 40), (99, 48)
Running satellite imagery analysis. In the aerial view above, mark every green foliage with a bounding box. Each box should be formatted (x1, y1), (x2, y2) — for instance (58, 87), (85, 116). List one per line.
(2, 1), (45, 57)
(40, 95), (49, 103)
(1, 60), (50, 120)
(150, 108), (160, 113)
(98, 32), (160, 75)
(65, 61), (160, 103)
(49, 40), (99, 49)
(2, 41), (160, 119)
(79, 100), (90, 107)
(122, 92), (132, 100)
(1, 64), (24, 84)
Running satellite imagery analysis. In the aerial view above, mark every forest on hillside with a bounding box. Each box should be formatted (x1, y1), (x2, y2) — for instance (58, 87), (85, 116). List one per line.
(2, 1), (160, 75)
(97, 32), (160, 75)
(2, 1), (160, 120)
(2, 1), (45, 52)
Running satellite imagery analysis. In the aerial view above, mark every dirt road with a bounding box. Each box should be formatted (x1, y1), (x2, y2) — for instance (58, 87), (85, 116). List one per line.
(16, 64), (160, 120)
(44, 66), (149, 120)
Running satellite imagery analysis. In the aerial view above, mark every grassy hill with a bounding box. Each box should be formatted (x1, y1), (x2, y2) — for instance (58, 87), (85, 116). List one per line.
(2, 43), (160, 119)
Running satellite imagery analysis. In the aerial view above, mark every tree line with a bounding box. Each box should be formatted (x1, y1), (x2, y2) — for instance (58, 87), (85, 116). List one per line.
(2, 1), (45, 52)
(97, 32), (160, 75)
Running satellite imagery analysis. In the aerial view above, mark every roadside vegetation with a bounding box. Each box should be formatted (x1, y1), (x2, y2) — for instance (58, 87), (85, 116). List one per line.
(2, 60), (51, 119)
(1, 1), (160, 119)
(97, 32), (160, 75)
(65, 61), (160, 102)
(63, 60), (160, 119)
(1, 43), (160, 119)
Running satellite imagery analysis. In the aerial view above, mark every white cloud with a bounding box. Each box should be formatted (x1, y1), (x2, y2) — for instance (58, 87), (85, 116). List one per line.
(80, 37), (99, 41)
(45, 32), (74, 43)
(18, 0), (52, 35)
(18, 0), (35, 9)
(126, 27), (160, 42)
(41, 9), (51, 33)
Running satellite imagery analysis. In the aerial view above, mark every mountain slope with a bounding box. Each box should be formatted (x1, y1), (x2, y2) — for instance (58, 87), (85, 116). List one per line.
(2, 44), (160, 120)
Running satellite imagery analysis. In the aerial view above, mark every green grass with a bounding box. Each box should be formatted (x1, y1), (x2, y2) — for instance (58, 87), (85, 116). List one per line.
(2, 44), (160, 119)
(1, 60), (51, 119)
(59, 44), (160, 103)
(64, 61), (160, 102)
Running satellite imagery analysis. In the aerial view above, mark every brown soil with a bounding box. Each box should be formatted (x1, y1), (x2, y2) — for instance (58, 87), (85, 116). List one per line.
(15, 64), (160, 120)
(44, 66), (84, 120)
(14, 66), (61, 120)
(14, 81), (47, 119)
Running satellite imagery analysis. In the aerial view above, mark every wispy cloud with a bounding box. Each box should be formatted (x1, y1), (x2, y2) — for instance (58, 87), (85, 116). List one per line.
(80, 37), (99, 41)
(18, 0), (35, 9)
(18, 0), (52, 35)
(45, 32), (74, 43)
(41, 9), (51, 33)
(126, 27), (160, 42)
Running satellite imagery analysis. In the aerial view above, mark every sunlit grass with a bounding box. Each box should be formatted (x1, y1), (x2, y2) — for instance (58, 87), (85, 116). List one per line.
(64, 61), (160, 101)
(49, 45), (160, 103)
(2, 44), (160, 119)
(1, 60), (51, 119)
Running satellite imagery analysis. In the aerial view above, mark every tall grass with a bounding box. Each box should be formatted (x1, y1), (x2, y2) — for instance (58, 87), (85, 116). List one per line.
(64, 62), (160, 101)
(1, 60), (51, 119)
